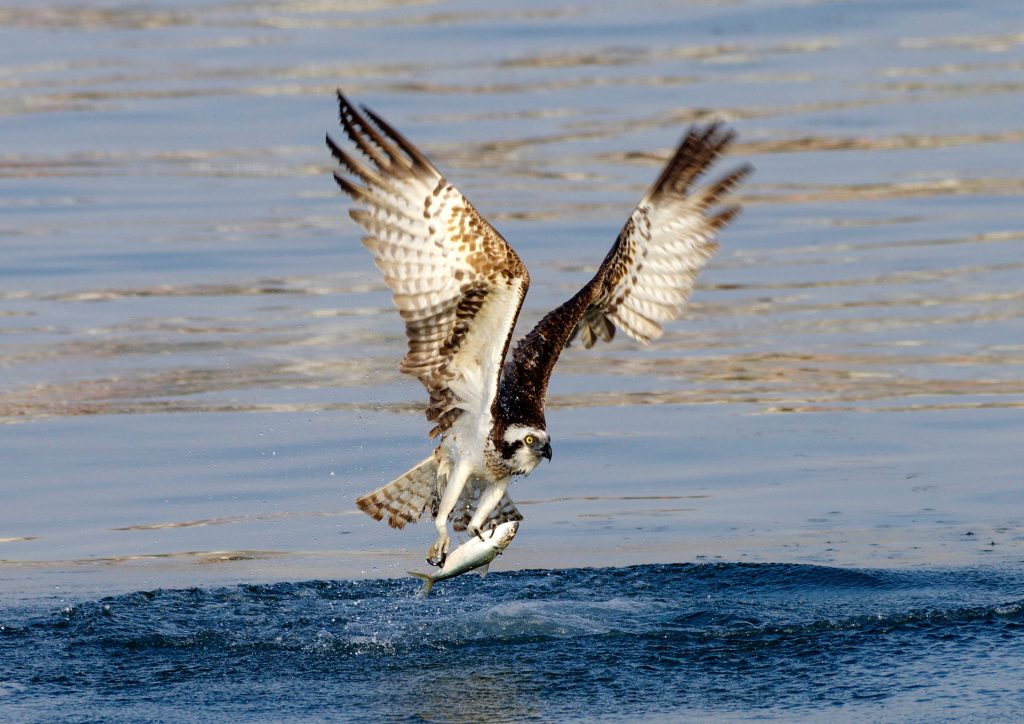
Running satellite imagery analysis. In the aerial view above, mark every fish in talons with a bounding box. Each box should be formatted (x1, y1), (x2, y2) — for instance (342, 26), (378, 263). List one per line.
(407, 521), (519, 596)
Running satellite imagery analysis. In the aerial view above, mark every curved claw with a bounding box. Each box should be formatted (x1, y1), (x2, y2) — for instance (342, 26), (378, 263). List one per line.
(427, 532), (450, 568)
(467, 523), (485, 542)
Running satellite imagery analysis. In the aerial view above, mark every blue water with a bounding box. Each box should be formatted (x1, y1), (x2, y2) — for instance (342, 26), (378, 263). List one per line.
(3, 563), (1023, 721)
(4, 0), (1024, 719)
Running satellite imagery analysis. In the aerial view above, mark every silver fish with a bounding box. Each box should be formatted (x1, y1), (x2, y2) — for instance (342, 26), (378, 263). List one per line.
(407, 521), (519, 595)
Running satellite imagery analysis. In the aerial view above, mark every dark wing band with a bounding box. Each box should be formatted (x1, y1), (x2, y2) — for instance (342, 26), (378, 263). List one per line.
(328, 91), (530, 437)
(501, 124), (750, 422)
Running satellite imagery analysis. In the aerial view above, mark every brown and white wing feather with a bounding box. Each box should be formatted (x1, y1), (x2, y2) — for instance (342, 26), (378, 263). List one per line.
(500, 124), (749, 422)
(576, 123), (752, 348)
(328, 92), (529, 437)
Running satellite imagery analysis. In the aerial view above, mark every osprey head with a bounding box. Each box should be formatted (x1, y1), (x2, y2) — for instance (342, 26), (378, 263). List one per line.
(501, 424), (552, 475)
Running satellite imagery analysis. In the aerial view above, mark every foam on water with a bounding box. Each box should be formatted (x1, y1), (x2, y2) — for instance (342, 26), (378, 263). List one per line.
(2, 563), (1023, 721)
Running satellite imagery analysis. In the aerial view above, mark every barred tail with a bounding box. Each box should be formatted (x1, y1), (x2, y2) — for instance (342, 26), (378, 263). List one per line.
(355, 455), (438, 529)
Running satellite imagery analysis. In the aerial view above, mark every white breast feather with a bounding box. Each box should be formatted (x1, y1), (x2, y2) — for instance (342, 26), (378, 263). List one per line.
(446, 279), (526, 445)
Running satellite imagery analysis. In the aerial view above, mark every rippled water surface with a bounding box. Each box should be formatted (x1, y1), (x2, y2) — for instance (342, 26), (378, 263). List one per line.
(3, 564), (1024, 720)
(2, 0), (1024, 718)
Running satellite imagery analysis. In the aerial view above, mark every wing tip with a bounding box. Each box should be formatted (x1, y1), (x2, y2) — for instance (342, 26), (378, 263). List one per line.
(646, 121), (748, 202)
(333, 89), (439, 178)
(361, 104), (435, 173)
(700, 163), (754, 208)
(708, 205), (743, 233)
(332, 171), (360, 197)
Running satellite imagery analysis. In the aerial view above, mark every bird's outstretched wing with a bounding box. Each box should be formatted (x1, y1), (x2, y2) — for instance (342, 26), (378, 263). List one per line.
(500, 124), (751, 421)
(572, 124), (751, 348)
(328, 91), (530, 437)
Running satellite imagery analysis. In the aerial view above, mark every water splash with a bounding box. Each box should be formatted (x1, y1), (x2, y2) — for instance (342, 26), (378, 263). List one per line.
(2, 563), (1022, 719)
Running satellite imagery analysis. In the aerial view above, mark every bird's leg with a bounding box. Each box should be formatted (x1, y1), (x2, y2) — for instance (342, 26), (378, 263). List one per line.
(466, 478), (509, 541)
(427, 460), (470, 567)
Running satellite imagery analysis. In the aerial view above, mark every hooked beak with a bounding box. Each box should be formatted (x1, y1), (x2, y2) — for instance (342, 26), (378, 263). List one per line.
(541, 441), (552, 461)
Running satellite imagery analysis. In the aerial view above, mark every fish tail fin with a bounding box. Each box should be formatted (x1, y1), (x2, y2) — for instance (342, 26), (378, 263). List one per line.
(356, 454), (438, 529)
(406, 571), (434, 596)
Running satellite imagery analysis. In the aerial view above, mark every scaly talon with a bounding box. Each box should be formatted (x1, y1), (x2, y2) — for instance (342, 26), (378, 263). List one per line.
(467, 523), (485, 542)
(427, 532), (450, 568)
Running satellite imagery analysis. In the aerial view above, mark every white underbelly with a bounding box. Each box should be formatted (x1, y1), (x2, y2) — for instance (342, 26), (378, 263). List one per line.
(442, 419), (492, 480)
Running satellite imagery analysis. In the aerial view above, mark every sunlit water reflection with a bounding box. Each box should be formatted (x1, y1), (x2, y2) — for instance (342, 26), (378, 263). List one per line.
(2, 0), (1023, 716)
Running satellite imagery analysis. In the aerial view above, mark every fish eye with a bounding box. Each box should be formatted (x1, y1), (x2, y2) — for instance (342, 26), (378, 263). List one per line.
(524, 435), (535, 445)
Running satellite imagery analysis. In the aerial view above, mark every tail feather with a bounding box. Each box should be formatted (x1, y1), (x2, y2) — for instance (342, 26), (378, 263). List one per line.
(355, 455), (438, 529)
(406, 571), (434, 596)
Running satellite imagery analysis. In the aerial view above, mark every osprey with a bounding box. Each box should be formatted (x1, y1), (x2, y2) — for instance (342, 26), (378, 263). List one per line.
(327, 91), (750, 567)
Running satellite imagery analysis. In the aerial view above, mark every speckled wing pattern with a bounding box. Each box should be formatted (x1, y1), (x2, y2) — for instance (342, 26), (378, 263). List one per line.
(500, 124), (750, 424)
(576, 124), (752, 348)
(327, 92), (530, 438)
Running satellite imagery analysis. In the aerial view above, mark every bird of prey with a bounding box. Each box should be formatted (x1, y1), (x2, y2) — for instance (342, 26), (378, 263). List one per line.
(326, 91), (750, 567)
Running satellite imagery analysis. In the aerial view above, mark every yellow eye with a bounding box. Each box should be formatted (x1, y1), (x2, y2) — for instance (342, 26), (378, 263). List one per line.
(524, 435), (535, 445)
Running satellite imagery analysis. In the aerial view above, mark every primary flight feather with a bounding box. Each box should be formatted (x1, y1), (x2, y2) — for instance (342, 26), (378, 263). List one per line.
(327, 91), (751, 567)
